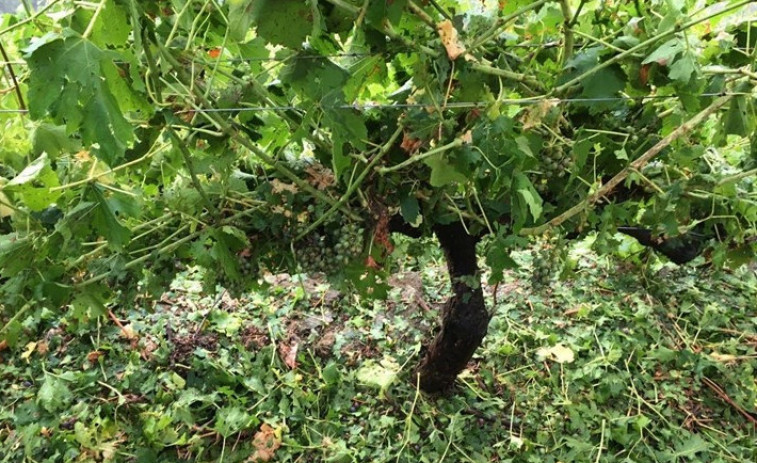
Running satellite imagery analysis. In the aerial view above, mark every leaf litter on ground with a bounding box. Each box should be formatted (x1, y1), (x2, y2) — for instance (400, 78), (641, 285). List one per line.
(1, 242), (756, 462)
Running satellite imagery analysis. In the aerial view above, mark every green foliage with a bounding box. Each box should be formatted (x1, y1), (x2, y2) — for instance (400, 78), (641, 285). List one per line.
(0, 0), (756, 384)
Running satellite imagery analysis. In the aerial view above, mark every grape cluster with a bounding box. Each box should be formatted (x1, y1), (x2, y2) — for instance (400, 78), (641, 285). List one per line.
(535, 144), (573, 196)
(530, 246), (559, 288)
(213, 253), (259, 297)
(296, 222), (364, 275)
(543, 145), (572, 177)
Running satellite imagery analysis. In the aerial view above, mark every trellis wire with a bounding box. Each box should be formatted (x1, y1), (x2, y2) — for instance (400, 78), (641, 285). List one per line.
(0, 93), (741, 116)
(1, 46), (755, 67)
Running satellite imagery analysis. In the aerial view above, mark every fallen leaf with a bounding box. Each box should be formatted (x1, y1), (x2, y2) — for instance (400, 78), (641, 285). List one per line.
(437, 20), (466, 60)
(37, 342), (49, 355)
(87, 351), (104, 363)
(0, 191), (13, 218)
(75, 150), (92, 163)
(305, 165), (335, 190)
(639, 63), (651, 86)
(278, 340), (299, 369)
(708, 352), (738, 364)
(365, 256), (380, 269)
(536, 344), (575, 364)
(249, 423), (282, 462)
(120, 324), (138, 341)
(21, 342), (37, 361)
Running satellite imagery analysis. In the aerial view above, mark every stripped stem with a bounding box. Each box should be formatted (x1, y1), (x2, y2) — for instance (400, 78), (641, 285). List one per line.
(558, 0), (574, 64)
(377, 137), (464, 174)
(295, 126), (404, 241)
(552, 0), (755, 95)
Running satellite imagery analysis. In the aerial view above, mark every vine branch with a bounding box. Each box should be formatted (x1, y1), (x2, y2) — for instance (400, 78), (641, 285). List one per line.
(0, 42), (25, 111)
(558, 0), (574, 64)
(520, 94), (735, 235)
(167, 129), (219, 216)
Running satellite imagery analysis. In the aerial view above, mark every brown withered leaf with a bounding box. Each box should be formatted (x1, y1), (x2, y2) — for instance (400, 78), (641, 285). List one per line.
(87, 351), (104, 363)
(400, 132), (423, 154)
(270, 179), (299, 195)
(278, 339), (299, 369)
(74, 150), (92, 163)
(305, 165), (335, 190)
(437, 20), (466, 60)
(249, 424), (282, 462)
(365, 255), (380, 269)
(520, 98), (559, 130)
(36, 342), (49, 355)
(460, 130), (473, 144)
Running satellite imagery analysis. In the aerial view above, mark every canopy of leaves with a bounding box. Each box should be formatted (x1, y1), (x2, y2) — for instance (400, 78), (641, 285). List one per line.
(0, 0), (755, 310)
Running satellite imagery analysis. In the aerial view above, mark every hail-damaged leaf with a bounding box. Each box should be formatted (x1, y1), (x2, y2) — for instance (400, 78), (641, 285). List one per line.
(437, 20), (466, 60)
(356, 356), (401, 396)
(214, 406), (250, 438)
(38, 374), (73, 412)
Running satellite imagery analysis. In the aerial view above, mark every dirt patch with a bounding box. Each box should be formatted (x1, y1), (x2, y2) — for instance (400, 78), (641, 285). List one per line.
(241, 325), (269, 350)
(170, 332), (218, 364)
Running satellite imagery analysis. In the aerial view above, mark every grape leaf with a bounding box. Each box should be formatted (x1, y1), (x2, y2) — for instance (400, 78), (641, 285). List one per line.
(400, 196), (423, 227)
(366, 0), (408, 26)
(668, 52), (697, 83)
(723, 85), (755, 137)
(37, 374), (73, 413)
(251, 0), (313, 49)
(643, 39), (683, 66)
(228, 0), (257, 41)
(26, 36), (133, 165)
(324, 107), (367, 178)
(5, 154), (62, 211)
(91, 0), (130, 47)
(90, 185), (130, 249)
(425, 154), (467, 187)
(515, 174), (543, 222)
(31, 123), (79, 158)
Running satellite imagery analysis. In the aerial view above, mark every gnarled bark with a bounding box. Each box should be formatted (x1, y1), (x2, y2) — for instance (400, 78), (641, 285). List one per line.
(416, 222), (490, 392)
